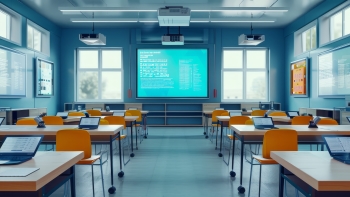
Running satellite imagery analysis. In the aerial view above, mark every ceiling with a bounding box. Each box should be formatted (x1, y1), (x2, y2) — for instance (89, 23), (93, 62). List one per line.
(18, 0), (325, 29)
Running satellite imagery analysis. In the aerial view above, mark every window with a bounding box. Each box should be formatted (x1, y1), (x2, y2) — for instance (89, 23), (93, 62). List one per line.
(222, 49), (268, 101)
(294, 20), (317, 56)
(344, 7), (350, 36)
(330, 11), (343, 41)
(0, 9), (10, 39)
(76, 49), (123, 102)
(27, 20), (50, 55)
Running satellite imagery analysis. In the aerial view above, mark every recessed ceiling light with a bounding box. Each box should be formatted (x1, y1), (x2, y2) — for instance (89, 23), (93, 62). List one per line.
(60, 7), (157, 12)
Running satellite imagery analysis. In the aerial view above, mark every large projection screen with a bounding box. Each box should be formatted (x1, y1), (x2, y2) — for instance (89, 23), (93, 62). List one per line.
(318, 44), (350, 97)
(0, 46), (26, 98)
(137, 49), (208, 98)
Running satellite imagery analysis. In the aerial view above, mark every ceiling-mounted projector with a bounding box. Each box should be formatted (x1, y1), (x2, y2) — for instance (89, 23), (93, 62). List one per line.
(158, 6), (191, 26)
(162, 34), (184, 45)
(238, 34), (265, 45)
(79, 33), (106, 45)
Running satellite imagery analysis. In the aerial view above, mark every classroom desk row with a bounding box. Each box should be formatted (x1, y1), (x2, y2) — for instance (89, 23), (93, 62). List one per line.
(0, 125), (124, 195)
(229, 125), (350, 196)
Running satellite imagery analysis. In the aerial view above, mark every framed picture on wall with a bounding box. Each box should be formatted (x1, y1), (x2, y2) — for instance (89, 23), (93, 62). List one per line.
(36, 58), (54, 97)
(290, 58), (308, 97)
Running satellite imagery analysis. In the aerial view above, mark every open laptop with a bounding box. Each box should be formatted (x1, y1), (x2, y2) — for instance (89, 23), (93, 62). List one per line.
(229, 112), (242, 117)
(0, 117), (5, 125)
(323, 136), (350, 164)
(113, 112), (125, 116)
(78, 117), (101, 130)
(0, 136), (43, 165)
(92, 107), (102, 111)
(287, 111), (299, 118)
(346, 117), (350, 123)
(56, 112), (68, 119)
(251, 107), (260, 110)
(252, 117), (278, 130)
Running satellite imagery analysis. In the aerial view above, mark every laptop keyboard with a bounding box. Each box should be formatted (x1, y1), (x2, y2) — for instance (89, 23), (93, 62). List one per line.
(0, 156), (32, 161)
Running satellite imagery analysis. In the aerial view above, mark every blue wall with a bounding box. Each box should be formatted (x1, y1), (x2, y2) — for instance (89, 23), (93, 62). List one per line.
(284, 0), (348, 110)
(60, 27), (285, 109)
(0, 0), (61, 115)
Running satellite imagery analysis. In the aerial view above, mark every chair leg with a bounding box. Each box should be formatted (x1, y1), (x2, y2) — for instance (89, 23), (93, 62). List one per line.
(258, 165), (262, 197)
(91, 164), (95, 197)
(99, 158), (106, 197)
(248, 157), (254, 197)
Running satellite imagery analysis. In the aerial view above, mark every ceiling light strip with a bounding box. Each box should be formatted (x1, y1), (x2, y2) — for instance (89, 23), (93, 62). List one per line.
(191, 7), (288, 12)
(60, 7), (157, 12)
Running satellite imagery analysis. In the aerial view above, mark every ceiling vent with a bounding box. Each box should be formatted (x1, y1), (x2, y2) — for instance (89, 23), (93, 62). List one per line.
(158, 6), (191, 26)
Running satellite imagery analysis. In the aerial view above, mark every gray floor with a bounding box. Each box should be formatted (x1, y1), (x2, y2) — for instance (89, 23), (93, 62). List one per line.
(50, 127), (309, 197)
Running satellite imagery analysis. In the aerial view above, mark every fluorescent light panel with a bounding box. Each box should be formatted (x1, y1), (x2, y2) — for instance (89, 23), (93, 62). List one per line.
(71, 18), (138, 22)
(60, 7), (156, 12)
(210, 18), (276, 23)
(192, 7), (288, 12)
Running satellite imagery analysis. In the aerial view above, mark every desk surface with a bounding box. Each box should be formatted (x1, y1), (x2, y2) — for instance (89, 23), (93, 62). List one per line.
(0, 151), (83, 191)
(0, 125), (123, 135)
(230, 125), (350, 135)
(271, 151), (350, 191)
(217, 116), (292, 122)
(203, 110), (252, 115)
(100, 110), (148, 114)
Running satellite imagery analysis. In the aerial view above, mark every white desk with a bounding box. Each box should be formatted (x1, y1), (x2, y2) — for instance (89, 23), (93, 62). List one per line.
(0, 125), (123, 194)
(0, 151), (83, 197)
(271, 151), (350, 197)
(229, 125), (350, 194)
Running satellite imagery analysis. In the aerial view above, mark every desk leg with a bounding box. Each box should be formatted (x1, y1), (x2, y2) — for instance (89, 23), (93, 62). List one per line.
(203, 113), (206, 135)
(143, 115), (148, 139)
(135, 120), (138, 150)
(70, 166), (76, 197)
(278, 165), (284, 197)
(205, 115), (209, 139)
(218, 120), (223, 157)
(237, 136), (245, 193)
(230, 131), (236, 177)
(215, 123), (219, 149)
(130, 121), (135, 157)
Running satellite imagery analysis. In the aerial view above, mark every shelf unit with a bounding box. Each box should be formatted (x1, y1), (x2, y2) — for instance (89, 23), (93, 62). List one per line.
(299, 108), (341, 124)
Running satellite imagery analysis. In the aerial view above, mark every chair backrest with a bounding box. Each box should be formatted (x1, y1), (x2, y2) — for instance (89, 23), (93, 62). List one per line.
(69, 112), (85, 116)
(317, 118), (338, 125)
(221, 111), (229, 116)
(104, 116), (126, 129)
(251, 110), (267, 116)
(229, 116), (251, 126)
(212, 110), (227, 123)
(99, 119), (109, 125)
(262, 129), (298, 159)
(125, 112), (132, 116)
(86, 109), (102, 116)
(125, 110), (142, 122)
(16, 118), (37, 125)
(42, 116), (64, 125)
(291, 116), (313, 125)
(245, 119), (254, 125)
(56, 129), (91, 159)
(269, 112), (287, 116)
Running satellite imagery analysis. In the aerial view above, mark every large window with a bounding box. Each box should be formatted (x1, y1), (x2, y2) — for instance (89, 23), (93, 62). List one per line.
(294, 20), (317, 56)
(222, 49), (268, 101)
(27, 24), (41, 51)
(76, 49), (123, 102)
(0, 9), (10, 39)
(301, 26), (317, 52)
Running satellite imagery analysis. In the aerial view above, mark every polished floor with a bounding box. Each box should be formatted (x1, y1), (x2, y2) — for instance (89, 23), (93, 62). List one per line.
(50, 127), (308, 197)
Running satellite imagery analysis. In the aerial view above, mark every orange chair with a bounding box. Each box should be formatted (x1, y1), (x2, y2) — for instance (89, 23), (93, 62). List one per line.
(251, 110), (267, 116)
(56, 129), (105, 197)
(42, 116), (64, 125)
(103, 116), (131, 165)
(125, 110), (144, 144)
(87, 109), (102, 116)
(317, 118), (338, 125)
(68, 112), (85, 116)
(268, 111), (287, 116)
(16, 118), (37, 125)
(210, 109), (227, 143)
(291, 116), (313, 125)
(99, 119), (109, 125)
(245, 119), (254, 125)
(248, 129), (298, 197)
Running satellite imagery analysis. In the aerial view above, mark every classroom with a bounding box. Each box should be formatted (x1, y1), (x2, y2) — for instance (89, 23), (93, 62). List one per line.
(1, 0), (350, 196)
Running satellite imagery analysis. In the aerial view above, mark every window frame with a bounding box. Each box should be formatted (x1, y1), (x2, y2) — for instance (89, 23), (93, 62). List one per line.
(221, 48), (269, 102)
(329, 10), (343, 41)
(27, 23), (42, 52)
(76, 48), (124, 102)
(294, 20), (317, 56)
(0, 9), (10, 39)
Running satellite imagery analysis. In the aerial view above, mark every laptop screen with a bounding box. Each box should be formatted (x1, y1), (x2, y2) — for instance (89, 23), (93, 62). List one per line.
(0, 136), (42, 154)
(230, 112), (241, 117)
(79, 117), (100, 126)
(324, 137), (350, 154)
(56, 112), (68, 117)
(0, 117), (4, 125)
(253, 117), (274, 126)
(113, 112), (124, 116)
(347, 117), (350, 123)
(288, 111), (299, 117)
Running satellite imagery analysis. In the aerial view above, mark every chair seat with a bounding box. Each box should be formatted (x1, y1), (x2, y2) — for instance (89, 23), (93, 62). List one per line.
(116, 135), (127, 140)
(77, 155), (101, 165)
(252, 155), (278, 164)
(227, 134), (236, 140)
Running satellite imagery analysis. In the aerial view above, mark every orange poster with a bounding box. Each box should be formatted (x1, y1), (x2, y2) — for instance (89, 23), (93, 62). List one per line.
(290, 59), (307, 95)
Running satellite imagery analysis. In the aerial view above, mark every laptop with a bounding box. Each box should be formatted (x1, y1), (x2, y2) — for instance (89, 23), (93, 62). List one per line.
(251, 107), (260, 110)
(78, 117), (101, 130)
(323, 136), (350, 164)
(229, 112), (242, 117)
(56, 112), (68, 119)
(113, 112), (125, 116)
(0, 117), (5, 125)
(252, 117), (279, 130)
(0, 136), (43, 165)
(128, 108), (138, 110)
(287, 111), (299, 118)
(92, 107), (102, 111)
(346, 117), (350, 123)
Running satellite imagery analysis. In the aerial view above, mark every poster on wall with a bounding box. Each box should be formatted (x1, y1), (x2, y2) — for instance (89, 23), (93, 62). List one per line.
(36, 58), (54, 97)
(290, 58), (308, 97)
